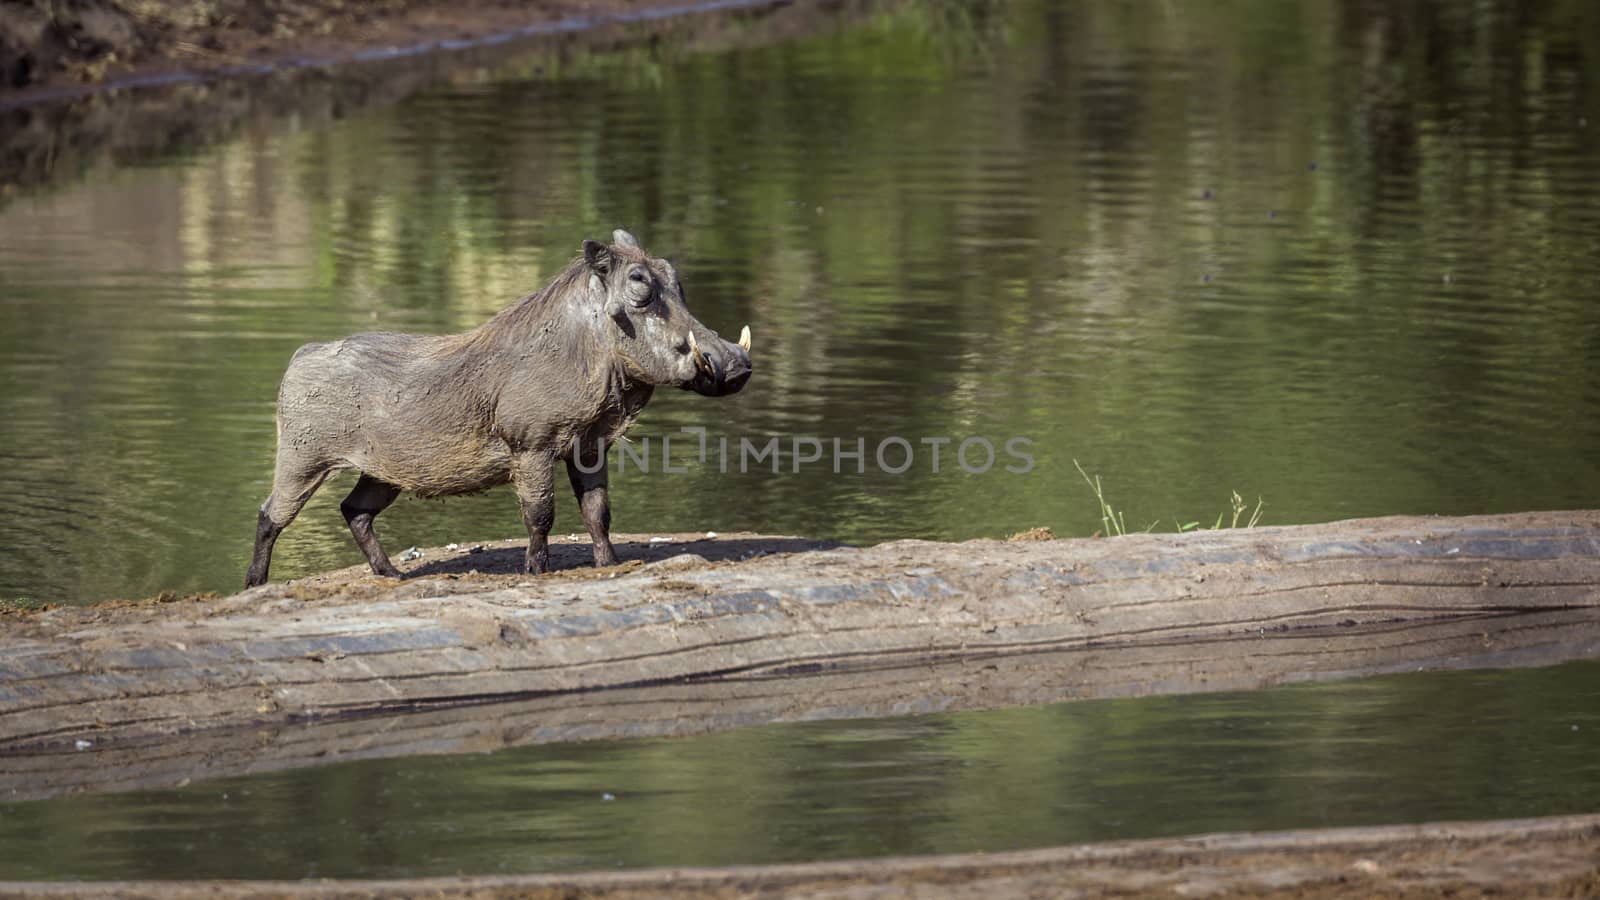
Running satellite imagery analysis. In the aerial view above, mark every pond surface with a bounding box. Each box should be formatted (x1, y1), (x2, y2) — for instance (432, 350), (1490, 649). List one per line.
(0, 0), (1598, 880)
(1, 0), (1596, 605)
(1, 658), (1597, 880)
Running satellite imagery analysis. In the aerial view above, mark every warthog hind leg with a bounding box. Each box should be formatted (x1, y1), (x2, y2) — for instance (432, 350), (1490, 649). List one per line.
(566, 452), (618, 568)
(341, 474), (403, 578)
(246, 462), (332, 588)
(245, 509), (285, 589)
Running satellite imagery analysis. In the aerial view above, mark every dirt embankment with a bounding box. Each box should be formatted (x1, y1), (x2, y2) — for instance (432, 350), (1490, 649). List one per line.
(0, 0), (850, 199)
(0, 0), (774, 94)
(3, 511), (1598, 778)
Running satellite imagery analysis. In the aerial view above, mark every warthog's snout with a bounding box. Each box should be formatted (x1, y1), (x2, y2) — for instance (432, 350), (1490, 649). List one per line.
(685, 325), (752, 397)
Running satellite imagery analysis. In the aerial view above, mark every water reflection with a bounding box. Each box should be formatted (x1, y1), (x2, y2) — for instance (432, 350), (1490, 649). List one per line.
(0, 0), (1597, 603)
(1, 659), (1597, 880)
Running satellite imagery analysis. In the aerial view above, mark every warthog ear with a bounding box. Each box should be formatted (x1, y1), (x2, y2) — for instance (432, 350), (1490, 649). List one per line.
(583, 239), (612, 275)
(612, 229), (641, 248)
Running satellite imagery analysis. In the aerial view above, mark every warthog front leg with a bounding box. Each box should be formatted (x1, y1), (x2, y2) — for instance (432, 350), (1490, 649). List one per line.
(513, 451), (557, 575)
(341, 474), (403, 578)
(566, 451), (618, 568)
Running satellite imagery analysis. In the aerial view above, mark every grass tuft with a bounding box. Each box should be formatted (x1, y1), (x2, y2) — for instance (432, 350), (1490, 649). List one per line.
(1074, 459), (1264, 537)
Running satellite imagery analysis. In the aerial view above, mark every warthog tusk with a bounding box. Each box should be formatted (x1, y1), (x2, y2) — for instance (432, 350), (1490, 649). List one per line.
(738, 325), (751, 352)
(687, 332), (713, 375)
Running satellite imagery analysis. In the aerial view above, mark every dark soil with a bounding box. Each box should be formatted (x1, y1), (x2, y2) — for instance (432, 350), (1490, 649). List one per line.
(0, 0), (857, 200)
(0, 0), (762, 93)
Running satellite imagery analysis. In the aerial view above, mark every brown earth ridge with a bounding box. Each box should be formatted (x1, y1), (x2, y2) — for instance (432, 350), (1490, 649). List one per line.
(0, 0), (849, 198)
(0, 0), (794, 96)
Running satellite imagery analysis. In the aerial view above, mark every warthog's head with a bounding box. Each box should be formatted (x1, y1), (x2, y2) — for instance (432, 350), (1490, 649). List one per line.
(584, 229), (752, 397)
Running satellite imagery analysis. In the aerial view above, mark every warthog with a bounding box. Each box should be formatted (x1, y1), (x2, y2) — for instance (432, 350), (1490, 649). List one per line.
(245, 230), (752, 588)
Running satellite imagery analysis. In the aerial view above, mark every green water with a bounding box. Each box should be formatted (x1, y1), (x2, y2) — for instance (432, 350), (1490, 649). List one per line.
(1, 659), (1597, 880)
(1, 0), (1596, 604)
(2, 0), (1600, 880)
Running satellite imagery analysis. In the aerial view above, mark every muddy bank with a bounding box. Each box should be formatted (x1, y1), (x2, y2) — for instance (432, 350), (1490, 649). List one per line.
(0, 0), (861, 195)
(2, 510), (1597, 801)
(0, 0), (796, 95)
(2, 814), (1596, 898)
(6, 605), (1595, 803)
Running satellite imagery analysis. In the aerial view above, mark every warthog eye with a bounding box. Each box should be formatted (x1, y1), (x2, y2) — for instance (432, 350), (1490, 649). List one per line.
(625, 269), (653, 307)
